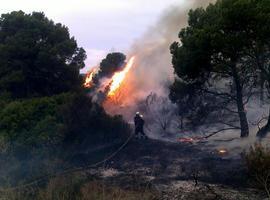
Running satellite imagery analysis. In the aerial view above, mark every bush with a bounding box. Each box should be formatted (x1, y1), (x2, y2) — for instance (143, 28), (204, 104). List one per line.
(60, 93), (131, 148)
(244, 144), (270, 198)
(0, 92), (131, 186)
(0, 176), (158, 200)
(0, 92), (130, 154)
(0, 93), (71, 154)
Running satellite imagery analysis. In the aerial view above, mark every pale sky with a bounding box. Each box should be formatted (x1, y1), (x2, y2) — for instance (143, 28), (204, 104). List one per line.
(0, 0), (185, 72)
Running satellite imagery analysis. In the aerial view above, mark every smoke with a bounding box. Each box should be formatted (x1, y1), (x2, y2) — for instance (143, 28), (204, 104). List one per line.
(105, 0), (270, 150)
(129, 0), (215, 96)
(86, 52), (127, 103)
(104, 0), (215, 119)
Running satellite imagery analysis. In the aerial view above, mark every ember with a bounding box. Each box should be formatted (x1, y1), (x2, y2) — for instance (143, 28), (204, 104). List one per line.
(218, 149), (228, 155)
(178, 137), (194, 143)
(178, 136), (204, 144)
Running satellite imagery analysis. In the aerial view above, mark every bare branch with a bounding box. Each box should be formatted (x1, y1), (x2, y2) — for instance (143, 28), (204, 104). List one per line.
(200, 88), (236, 100)
(204, 128), (240, 139)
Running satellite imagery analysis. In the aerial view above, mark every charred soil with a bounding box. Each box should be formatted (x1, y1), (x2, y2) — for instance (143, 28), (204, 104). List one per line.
(69, 138), (265, 200)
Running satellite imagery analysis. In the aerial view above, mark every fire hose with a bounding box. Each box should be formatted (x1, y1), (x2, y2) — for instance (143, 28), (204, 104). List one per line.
(0, 133), (134, 192)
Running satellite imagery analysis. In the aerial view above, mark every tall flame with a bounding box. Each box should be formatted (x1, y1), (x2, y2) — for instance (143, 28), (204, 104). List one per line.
(84, 68), (97, 88)
(108, 56), (135, 96)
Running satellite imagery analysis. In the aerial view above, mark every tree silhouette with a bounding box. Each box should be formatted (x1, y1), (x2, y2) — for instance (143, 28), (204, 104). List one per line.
(0, 11), (86, 99)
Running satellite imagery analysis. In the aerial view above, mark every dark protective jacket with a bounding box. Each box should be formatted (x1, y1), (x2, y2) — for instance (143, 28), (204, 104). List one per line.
(134, 115), (144, 130)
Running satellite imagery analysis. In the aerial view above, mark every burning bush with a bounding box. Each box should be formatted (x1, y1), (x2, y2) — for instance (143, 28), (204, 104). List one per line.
(244, 144), (270, 198)
(83, 54), (135, 106)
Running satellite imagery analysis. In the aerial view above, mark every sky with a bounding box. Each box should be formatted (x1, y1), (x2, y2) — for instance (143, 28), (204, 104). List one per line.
(0, 0), (186, 72)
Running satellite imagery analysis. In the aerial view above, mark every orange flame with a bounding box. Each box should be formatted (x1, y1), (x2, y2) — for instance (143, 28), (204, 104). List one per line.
(84, 68), (97, 88)
(108, 56), (135, 96)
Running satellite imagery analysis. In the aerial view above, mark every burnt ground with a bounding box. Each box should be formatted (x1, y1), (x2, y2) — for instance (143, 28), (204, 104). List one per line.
(71, 138), (265, 200)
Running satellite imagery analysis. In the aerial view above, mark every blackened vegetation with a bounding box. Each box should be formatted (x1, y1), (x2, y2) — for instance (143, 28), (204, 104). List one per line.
(0, 1), (270, 199)
(170, 0), (270, 138)
(97, 139), (248, 188)
(138, 93), (178, 135)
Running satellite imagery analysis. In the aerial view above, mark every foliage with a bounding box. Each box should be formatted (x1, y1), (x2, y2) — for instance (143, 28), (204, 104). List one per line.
(0, 10), (133, 197)
(99, 52), (126, 77)
(93, 52), (126, 85)
(60, 93), (130, 146)
(0, 92), (130, 155)
(244, 144), (270, 198)
(0, 93), (71, 153)
(170, 0), (270, 137)
(0, 11), (86, 99)
(0, 92), (130, 186)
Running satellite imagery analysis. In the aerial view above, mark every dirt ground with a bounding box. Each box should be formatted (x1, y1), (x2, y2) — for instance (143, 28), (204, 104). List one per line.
(72, 138), (266, 200)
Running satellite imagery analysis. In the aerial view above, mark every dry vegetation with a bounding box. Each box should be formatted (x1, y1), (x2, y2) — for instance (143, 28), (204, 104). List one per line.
(244, 144), (270, 198)
(0, 174), (159, 200)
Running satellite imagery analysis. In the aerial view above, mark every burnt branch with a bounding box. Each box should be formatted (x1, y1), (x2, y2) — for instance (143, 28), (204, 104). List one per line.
(204, 127), (240, 139)
(200, 88), (236, 100)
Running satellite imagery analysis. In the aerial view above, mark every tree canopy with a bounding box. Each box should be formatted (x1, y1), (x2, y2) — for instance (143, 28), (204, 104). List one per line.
(170, 0), (270, 137)
(0, 11), (86, 99)
(92, 52), (126, 85)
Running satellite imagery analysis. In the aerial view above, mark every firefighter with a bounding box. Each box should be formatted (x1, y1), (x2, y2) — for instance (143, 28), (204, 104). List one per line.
(134, 112), (147, 139)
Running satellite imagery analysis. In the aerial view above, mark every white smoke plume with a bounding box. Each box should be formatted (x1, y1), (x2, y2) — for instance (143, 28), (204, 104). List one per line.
(127, 0), (215, 97)
(102, 0), (270, 154)
(105, 0), (215, 120)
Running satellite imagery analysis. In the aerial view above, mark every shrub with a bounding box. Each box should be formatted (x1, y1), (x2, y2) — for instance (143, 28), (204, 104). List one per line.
(0, 92), (130, 186)
(60, 93), (131, 147)
(0, 177), (158, 200)
(0, 93), (71, 153)
(0, 92), (130, 153)
(244, 144), (270, 198)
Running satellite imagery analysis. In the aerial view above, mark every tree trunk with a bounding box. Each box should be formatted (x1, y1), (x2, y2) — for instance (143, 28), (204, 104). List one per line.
(260, 73), (265, 107)
(232, 64), (249, 137)
(257, 108), (270, 138)
(255, 54), (266, 107)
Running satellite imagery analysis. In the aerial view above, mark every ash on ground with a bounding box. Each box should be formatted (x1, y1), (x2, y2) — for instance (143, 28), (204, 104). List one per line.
(72, 138), (266, 200)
